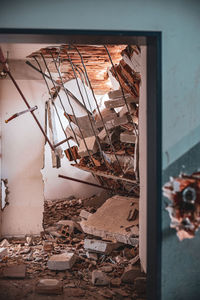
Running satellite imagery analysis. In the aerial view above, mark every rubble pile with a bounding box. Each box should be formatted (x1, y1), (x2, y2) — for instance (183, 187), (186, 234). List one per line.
(28, 45), (126, 95)
(0, 195), (146, 299)
(27, 44), (141, 196)
(63, 45), (141, 196)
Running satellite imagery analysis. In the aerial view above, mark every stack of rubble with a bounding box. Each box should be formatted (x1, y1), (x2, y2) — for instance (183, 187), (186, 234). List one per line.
(28, 45), (126, 95)
(64, 45), (141, 195)
(0, 195), (146, 299)
(27, 44), (141, 195)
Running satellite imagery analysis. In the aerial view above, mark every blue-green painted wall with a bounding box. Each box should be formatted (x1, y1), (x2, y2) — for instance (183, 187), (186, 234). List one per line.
(1, 1), (200, 299)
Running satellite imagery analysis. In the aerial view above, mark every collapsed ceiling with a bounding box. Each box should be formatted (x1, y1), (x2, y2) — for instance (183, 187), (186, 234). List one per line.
(27, 44), (137, 95)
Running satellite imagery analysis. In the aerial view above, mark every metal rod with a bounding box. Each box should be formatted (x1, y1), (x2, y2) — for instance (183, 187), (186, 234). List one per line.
(36, 55), (80, 148)
(65, 48), (110, 170)
(58, 174), (113, 191)
(5, 106), (38, 123)
(53, 137), (72, 148)
(26, 60), (92, 116)
(0, 47), (54, 151)
(49, 50), (96, 168)
(33, 56), (77, 162)
(104, 45), (138, 136)
(72, 44), (125, 176)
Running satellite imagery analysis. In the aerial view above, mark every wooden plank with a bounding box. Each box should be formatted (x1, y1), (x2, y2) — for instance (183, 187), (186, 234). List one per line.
(108, 89), (130, 99)
(72, 164), (137, 184)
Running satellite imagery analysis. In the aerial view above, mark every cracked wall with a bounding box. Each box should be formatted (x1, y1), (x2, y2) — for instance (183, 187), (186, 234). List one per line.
(0, 79), (46, 236)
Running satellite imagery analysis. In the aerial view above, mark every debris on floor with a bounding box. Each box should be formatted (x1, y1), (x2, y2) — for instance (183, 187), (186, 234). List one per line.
(80, 195), (139, 245)
(0, 195), (146, 299)
(35, 278), (63, 295)
(2, 264), (26, 279)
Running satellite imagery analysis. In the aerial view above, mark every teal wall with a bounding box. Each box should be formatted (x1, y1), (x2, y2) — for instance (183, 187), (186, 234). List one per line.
(1, 1), (200, 299)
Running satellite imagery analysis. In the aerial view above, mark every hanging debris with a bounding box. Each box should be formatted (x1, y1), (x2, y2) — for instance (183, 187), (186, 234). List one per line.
(25, 44), (141, 195)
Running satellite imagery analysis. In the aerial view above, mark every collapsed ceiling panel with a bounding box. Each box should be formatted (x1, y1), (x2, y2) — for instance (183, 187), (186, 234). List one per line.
(0, 43), (141, 197)
(27, 45), (139, 95)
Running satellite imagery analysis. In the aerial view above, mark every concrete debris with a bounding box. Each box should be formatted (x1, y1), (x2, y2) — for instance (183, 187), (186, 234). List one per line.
(35, 279), (63, 295)
(84, 238), (121, 254)
(43, 241), (53, 252)
(81, 195), (139, 245)
(47, 252), (76, 270)
(83, 190), (111, 209)
(58, 45), (140, 196)
(25, 236), (33, 246)
(91, 270), (110, 286)
(121, 265), (143, 283)
(3, 264), (26, 279)
(0, 239), (10, 248)
(80, 209), (92, 220)
(56, 219), (82, 234)
(0, 247), (8, 258)
(86, 251), (98, 261)
(0, 194), (146, 298)
(120, 131), (136, 143)
(78, 136), (98, 157)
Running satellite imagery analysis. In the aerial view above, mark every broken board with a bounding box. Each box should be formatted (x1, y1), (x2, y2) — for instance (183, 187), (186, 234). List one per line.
(80, 195), (139, 246)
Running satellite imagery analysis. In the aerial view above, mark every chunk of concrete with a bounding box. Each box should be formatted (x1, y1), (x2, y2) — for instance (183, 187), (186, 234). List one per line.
(121, 266), (143, 283)
(35, 279), (63, 295)
(92, 270), (109, 286)
(86, 251), (98, 261)
(3, 264), (26, 279)
(43, 241), (54, 252)
(83, 191), (111, 209)
(84, 238), (121, 254)
(120, 131), (136, 143)
(80, 209), (92, 220)
(47, 252), (76, 271)
(0, 247), (7, 258)
(81, 195), (139, 246)
(0, 239), (10, 248)
(56, 219), (82, 233)
(78, 136), (98, 157)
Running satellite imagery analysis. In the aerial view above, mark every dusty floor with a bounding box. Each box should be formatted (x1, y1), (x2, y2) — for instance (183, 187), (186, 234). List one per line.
(0, 196), (146, 299)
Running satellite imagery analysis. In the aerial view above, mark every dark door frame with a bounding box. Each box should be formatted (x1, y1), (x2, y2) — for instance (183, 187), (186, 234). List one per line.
(0, 28), (162, 300)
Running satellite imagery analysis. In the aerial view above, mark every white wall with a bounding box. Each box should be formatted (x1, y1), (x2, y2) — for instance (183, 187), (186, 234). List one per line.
(0, 79), (46, 236)
(0, 71), (102, 236)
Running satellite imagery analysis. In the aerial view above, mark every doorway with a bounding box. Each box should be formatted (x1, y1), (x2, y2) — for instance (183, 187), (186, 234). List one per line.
(0, 29), (162, 300)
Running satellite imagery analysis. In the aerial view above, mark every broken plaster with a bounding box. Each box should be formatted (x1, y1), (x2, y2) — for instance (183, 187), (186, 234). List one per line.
(1, 179), (9, 210)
